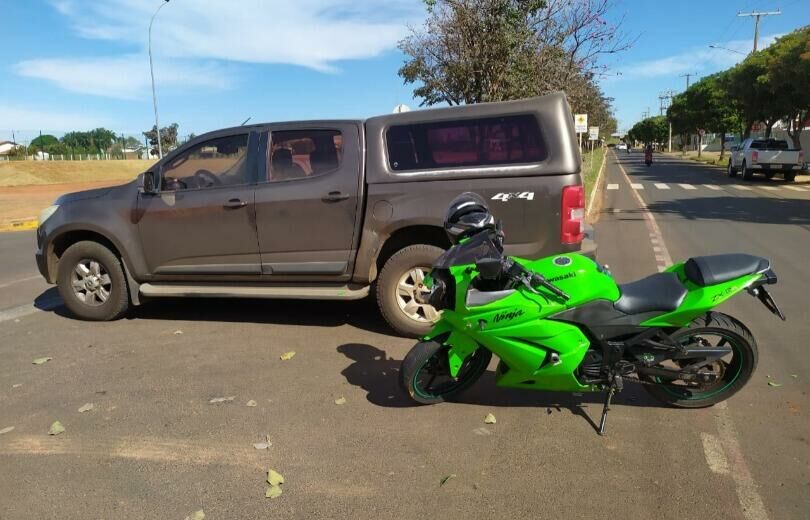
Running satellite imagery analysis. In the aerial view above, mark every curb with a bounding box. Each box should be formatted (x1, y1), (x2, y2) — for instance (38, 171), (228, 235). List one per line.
(0, 219), (37, 233)
(586, 149), (608, 217)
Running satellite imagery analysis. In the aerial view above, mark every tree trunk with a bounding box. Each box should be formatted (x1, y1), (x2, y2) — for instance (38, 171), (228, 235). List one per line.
(765, 120), (774, 138)
(697, 131), (702, 158)
(743, 120), (754, 139)
(786, 113), (804, 150)
(719, 128), (725, 160)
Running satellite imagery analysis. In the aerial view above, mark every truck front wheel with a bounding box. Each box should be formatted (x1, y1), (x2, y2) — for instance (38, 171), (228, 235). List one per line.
(56, 241), (130, 321)
(377, 244), (444, 337)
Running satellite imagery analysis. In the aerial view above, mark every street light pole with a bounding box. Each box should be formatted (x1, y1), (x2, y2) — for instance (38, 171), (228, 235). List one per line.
(737, 10), (781, 53)
(148, 0), (170, 159)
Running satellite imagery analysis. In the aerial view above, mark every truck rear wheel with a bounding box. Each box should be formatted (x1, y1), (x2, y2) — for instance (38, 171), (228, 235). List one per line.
(784, 172), (796, 182)
(56, 241), (130, 321)
(377, 244), (444, 337)
(741, 160), (754, 180)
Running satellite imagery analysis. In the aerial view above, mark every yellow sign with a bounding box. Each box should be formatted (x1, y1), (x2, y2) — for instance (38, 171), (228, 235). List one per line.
(574, 114), (588, 133)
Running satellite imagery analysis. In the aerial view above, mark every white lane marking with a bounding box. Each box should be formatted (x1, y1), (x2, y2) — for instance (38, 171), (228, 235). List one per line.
(759, 186), (779, 191)
(631, 183), (644, 190)
(654, 183), (670, 189)
(705, 184), (722, 190)
(607, 184), (619, 190)
(0, 275), (40, 290)
(586, 152), (608, 216)
(0, 304), (38, 323)
(679, 183), (697, 190)
(714, 403), (770, 520)
(614, 158), (770, 520)
(700, 432), (730, 475)
(784, 185), (806, 191)
(614, 161), (673, 271)
(733, 185), (753, 191)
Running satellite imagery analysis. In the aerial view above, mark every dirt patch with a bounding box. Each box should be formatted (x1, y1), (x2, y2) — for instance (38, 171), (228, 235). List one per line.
(0, 160), (151, 187)
(0, 180), (127, 226)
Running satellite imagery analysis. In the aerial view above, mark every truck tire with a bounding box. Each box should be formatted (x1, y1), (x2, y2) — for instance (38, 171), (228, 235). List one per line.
(377, 244), (444, 338)
(784, 172), (796, 182)
(741, 160), (754, 180)
(727, 160), (737, 177)
(56, 241), (130, 321)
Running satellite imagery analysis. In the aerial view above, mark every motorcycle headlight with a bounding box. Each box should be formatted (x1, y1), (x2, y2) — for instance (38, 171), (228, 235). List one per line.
(38, 205), (60, 227)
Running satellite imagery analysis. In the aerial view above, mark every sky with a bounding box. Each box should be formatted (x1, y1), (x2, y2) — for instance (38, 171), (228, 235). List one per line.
(1, 0), (808, 143)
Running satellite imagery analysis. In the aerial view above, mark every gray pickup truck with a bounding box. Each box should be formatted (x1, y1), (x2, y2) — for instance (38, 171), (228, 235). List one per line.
(35, 92), (595, 336)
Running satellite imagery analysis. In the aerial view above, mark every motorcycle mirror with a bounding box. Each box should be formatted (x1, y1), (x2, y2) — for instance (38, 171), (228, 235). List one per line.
(476, 257), (503, 280)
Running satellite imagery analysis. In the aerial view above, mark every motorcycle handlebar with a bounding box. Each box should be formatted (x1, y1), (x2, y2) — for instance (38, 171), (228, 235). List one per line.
(530, 273), (570, 301)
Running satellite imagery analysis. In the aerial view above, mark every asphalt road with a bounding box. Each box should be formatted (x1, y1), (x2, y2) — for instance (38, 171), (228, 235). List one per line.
(0, 154), (807, 519)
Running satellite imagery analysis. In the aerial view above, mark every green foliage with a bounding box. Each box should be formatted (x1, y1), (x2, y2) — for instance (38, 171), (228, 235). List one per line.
(30, 134), (58, 149)
(143, 123), (179, 157)
(60, 128), (117, 154)
(627, 116), (668, 145)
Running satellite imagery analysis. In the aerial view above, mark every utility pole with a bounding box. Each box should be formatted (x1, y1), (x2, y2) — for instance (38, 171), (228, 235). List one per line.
(659, 90), (676, 152)
(148, 0), (171, 159)
(679, 73), (697, 90)
(737, 10), (781, 53)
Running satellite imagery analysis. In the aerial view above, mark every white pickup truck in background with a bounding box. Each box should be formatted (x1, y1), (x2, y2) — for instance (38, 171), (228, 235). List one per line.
(728, 138), (804, 182)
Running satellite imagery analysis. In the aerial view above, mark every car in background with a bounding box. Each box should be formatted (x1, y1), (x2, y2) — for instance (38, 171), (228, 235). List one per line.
(617, 143), (628, 151)
(728, 138), (804, 182)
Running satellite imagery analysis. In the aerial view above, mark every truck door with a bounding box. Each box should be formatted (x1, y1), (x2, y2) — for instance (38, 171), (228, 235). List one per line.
(137, 131), (261, 277)
(253, 123), (362, 281)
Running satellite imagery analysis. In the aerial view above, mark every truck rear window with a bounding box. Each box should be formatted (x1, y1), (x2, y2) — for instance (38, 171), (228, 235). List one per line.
(386, 114), (546, 171)
(750, 139), (789, 150)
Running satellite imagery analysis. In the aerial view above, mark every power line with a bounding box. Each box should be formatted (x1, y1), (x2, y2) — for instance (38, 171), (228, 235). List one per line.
(737, 10), (781, 52)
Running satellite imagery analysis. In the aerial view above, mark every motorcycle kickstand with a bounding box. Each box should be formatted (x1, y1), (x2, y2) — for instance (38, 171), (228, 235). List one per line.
(598, 375), (623, 436)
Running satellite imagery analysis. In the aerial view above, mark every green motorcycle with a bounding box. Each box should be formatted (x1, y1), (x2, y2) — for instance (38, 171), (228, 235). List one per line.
(400, 193), (784, 434)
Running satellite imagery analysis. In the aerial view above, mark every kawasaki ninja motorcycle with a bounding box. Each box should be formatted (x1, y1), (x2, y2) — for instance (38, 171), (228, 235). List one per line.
(400, 193), (784, 434)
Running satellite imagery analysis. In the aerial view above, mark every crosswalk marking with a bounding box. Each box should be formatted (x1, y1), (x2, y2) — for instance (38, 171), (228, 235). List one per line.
(785, 186), (807, 191)
(733, 185), (753, 191)
(760, 186), (779, 190)
(603, 180), (810, 194)
(654, 183), (670, 189)
(607, 183), (619, 190)
(705, 184), (722, 190)
(679, 183), (697, 190)
(631, 183), (644, 190)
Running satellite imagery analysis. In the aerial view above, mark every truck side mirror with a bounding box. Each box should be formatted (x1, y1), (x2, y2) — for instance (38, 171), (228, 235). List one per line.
(141, 171), (158, 194)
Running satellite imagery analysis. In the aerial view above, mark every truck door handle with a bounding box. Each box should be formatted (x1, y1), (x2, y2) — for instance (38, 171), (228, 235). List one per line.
(223, 198), (248, 209)
(322, 191), (350, 202)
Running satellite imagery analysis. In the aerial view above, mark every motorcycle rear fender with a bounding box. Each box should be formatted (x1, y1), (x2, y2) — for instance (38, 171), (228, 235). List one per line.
(642, 262), (764, 327)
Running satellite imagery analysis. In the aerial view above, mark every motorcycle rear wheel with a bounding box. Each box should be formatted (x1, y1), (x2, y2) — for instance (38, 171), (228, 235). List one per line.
(400, 340), (492, 404)
(641, 312), (757, 408)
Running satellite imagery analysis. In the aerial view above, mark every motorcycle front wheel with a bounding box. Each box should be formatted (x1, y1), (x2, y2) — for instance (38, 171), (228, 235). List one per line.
(400, 340), (492, 404)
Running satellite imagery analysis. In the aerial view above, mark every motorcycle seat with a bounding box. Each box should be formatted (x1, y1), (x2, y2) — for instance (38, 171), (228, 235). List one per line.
(614, 272), (687, 315)
(684, 254), (769, 287)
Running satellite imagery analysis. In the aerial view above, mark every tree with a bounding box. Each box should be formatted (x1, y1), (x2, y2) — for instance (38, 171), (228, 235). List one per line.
(143, 123), (179, 157)
(763, 27), (810, 149)
(60, 128), (116, 154)
(124, 136), (142, 149)
(627, 116), (667, 147)
(398, 0), (631, 105)
(30, 134), (58, 149)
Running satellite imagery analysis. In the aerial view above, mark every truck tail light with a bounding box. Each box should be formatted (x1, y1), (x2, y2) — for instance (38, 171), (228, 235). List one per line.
(751, 150), (758, 164)
(561, 185), (585, 245)
(799, 149), (804, 164)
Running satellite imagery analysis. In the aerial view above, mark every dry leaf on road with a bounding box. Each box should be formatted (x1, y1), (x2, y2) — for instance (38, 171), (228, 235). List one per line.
(0, 426), (14, 435)
(484, 413), (497, 424)
(267, 469), (285, 486)
(265, 485), (283, 499)
(768, 381), (782, 387)
(246, 400), (257, 407)
(48, 421), (65, 435)
(184, 510), (205, 520)
(440, 474), (457, 486)
(280, 351), (296, 361)
(174, 330), (183, 335)
(334, 397), (346, 405)
(253, 442), (270, 450)
(78, 403), (94, 413)
(32, 357), (52, 365)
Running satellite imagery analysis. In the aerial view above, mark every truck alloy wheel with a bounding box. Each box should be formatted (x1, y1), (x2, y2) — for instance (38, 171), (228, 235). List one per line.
(396, 267), (439, 322)
(71, 259), (112, 305)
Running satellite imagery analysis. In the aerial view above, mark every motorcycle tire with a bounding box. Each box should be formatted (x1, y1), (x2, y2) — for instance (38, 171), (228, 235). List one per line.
(400, 340), (492, 404)
(641, 312), (757, 408)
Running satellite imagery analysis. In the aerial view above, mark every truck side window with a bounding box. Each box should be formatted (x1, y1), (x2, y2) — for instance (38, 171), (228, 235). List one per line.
(161, 134), (249, 191)
(267, 130), (343, 182)
(386, 114), (546, 171)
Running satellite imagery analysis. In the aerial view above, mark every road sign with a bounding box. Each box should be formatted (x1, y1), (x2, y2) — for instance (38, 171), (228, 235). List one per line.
(574, 114), (588, 133)
(588, 126), (599, 141)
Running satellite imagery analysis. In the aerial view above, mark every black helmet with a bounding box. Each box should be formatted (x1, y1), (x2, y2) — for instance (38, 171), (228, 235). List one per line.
(444, 192), (496, 244)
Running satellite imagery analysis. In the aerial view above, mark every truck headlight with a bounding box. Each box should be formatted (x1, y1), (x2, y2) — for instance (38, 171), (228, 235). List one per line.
(38, 205), (59, 227)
